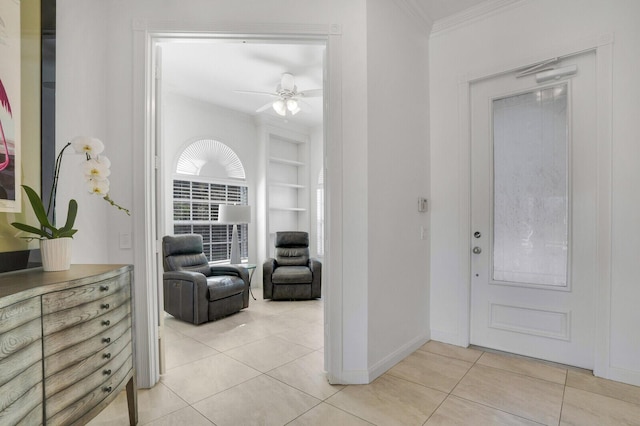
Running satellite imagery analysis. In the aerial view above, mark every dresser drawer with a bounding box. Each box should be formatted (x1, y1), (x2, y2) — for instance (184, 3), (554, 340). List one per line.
(45, 316), (131, 377)
(0, 318), (42, 362)
(43, 287), (130, 335)
(45, 336), (132, 398)
(42, 273), (130, 314)
(14, 402), (43, 426)
(0, 297), (41, 334)
(43, 302), (130, 358)
(0, 340), (42, 386)
(0, 362), (43, 426)
(46, 350), (133, 425)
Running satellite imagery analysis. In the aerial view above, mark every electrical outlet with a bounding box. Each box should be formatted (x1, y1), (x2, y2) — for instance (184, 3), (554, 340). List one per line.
(418, 197), (428, 212)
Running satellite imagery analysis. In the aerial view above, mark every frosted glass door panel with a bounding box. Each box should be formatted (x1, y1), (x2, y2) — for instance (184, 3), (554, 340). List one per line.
(492, 85), (568, 286)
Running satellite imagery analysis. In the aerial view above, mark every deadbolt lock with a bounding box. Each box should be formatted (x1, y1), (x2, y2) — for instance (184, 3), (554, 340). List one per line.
(474, 231), (481, 238)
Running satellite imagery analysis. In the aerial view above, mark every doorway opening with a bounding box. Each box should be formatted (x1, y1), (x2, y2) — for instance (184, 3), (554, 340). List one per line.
(150, 35), (329, 377)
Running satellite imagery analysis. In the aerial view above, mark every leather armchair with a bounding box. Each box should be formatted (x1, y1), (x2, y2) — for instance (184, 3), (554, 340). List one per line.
(263, 231), (321, 300)
(162, 234), (250, 324)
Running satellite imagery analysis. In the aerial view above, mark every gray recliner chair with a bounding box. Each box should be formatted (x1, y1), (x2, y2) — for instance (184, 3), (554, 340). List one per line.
(263, 231), (321, 300)
(162, 234), (250, 324)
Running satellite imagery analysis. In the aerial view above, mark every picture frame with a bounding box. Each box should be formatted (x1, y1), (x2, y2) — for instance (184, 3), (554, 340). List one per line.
(0, 0), (22, 212)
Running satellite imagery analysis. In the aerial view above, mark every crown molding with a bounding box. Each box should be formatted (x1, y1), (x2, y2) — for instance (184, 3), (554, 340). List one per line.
(431, 0), (526, 37)
(392, 0), (433, 34)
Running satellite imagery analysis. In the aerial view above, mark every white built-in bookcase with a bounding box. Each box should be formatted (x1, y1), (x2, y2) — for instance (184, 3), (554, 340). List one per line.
(265, 129), (310, 256)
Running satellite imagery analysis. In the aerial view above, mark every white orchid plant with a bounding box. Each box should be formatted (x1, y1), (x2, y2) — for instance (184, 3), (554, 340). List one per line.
(11, 136), (129, 239)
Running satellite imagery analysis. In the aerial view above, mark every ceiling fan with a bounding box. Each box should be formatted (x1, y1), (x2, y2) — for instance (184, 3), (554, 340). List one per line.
(236, 72), (322, 117)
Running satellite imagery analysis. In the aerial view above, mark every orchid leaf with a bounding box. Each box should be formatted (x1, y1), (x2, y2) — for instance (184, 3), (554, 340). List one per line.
(21, 185), (53, 229)
(10, 222), (50, 239)
(58, 228), (77, 238)
(59, 199), (78, 233)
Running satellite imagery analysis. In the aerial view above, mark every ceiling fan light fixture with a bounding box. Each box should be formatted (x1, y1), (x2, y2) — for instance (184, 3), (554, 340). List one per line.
(286, 99), (300, 115)
(272, 99), (286, 116)
(281, 73), (296, 92)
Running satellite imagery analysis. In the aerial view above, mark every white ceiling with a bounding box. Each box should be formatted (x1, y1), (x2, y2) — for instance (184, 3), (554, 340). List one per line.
(159, 1), (488, 128)
(417, 0), (488, 22)
(160, 40), (325, 127)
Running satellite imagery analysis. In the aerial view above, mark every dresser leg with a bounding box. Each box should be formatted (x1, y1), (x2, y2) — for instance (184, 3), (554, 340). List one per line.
(126, 375), (138, 425)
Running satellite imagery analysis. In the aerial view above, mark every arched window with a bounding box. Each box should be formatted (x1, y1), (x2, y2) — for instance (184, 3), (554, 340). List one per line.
(172, 139), (249, 262)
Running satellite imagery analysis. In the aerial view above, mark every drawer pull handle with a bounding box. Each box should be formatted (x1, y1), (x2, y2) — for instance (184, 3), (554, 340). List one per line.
(101, 303), (110, 309)
(102, 337), (111, 344)
(103, 386), (113, 393)
(100, 285), (110, 291)
(102, 320), (111, 326)
(103, 353), (111, 359)
(103, 369), (112, 375)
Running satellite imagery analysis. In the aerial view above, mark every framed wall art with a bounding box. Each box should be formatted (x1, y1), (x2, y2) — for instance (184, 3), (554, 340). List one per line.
(0, 0), (21, 212)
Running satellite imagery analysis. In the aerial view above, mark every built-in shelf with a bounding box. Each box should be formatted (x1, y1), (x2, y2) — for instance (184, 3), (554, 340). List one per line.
(269, 182), (306, 189)
(269, 156), (305, 167)
(269, 206), (307, 212)
(264, 130), (310, 257)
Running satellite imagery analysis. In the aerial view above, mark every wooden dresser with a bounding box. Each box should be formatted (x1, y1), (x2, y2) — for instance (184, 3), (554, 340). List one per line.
(0, 264), (137, 425)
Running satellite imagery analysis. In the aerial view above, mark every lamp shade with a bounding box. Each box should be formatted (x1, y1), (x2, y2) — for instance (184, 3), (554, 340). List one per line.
(272, 99), (286, 116)
(218, 204), (251, 224)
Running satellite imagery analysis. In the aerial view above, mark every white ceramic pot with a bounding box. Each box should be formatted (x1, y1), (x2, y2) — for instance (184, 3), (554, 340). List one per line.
(40, 237), (72, 271)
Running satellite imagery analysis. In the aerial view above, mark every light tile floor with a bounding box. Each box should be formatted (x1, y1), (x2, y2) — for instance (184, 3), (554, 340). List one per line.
(89, 289), (640, 425)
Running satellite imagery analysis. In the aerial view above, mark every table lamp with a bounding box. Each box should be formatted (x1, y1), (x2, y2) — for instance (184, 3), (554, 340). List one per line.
(218, 204), (251, 264)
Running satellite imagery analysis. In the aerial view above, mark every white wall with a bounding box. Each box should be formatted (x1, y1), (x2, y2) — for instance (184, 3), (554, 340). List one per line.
(56, 0), (111, 263)
(366, 0), (431, 377)
(429, 0), (640, 386)
(56, 0), (431, 386)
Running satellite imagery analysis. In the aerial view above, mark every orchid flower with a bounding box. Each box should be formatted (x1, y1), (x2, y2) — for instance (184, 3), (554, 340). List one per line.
(83, 158), (111, 180)
(86, 177), (110, 196)
(71, 136), (105, 157)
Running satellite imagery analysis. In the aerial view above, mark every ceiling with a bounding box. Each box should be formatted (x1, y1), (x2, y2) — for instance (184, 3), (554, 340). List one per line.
(159, 1), (487, 128)
(417, 0), (488, 22)
(160, 40), (325, 127)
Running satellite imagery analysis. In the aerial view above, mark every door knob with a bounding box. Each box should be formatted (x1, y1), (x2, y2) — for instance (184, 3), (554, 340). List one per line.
(472, 246), (482, 254)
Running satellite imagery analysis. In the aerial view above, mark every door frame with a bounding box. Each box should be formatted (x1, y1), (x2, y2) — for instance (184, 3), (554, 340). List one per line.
(132, 21), (344, 388)
(456, 34), (613, 378)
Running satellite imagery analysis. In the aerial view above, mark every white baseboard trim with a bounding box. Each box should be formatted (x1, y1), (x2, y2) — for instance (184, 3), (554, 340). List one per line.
(430, 329), (465, 347)
(602, 365), (640, 387)
(326, 333), (430, 385)
(326, 369), (370, 385)
(367, 333), (430, 383)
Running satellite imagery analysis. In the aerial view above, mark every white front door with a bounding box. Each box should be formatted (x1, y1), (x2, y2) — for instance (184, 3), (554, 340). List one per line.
(470, 51), (597, 368)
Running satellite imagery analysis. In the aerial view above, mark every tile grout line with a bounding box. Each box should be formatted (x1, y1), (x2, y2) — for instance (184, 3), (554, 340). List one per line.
(434, 348), (550, 425)
(421, 347), (485, 424)
(557, 369), (569, 426)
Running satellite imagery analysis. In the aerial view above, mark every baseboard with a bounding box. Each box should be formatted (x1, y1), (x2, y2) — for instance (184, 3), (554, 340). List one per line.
(430, 328), (465, 346)
(326, 369), (370, 385)
(367, 333), (430, 383)
(602, 365), (640, 387)
(326, 333), (430, 385)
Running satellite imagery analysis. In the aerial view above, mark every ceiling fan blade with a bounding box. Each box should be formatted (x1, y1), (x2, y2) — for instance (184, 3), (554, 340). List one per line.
(235, 89), (279, 98)
(256, 101), (274, 113)
(298, 89), (323, 98)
